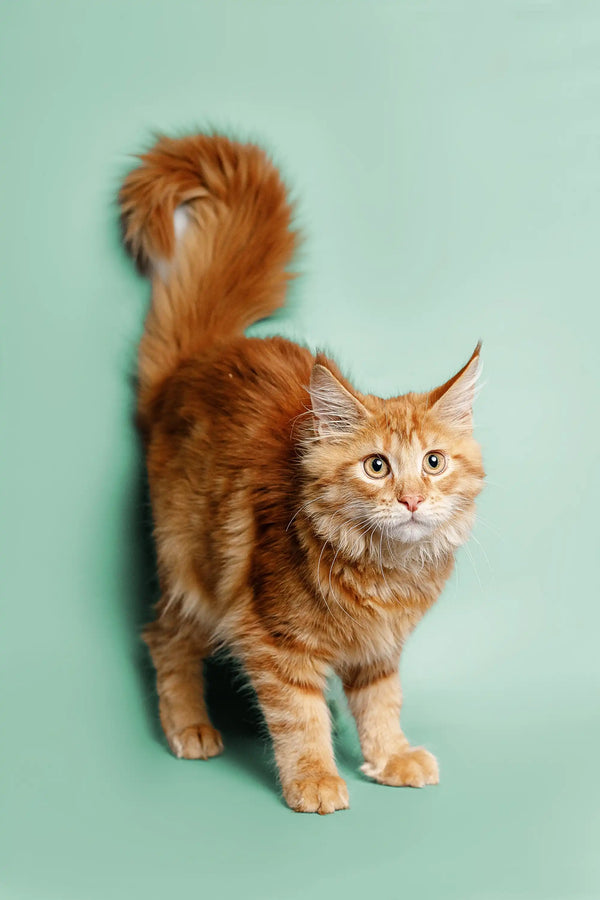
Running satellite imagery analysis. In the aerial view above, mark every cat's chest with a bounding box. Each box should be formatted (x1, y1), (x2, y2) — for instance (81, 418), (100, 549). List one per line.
(317, 565), (439, 665)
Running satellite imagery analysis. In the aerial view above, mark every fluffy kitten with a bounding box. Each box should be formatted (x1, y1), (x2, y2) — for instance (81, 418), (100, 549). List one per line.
(119, 133), (485, 814)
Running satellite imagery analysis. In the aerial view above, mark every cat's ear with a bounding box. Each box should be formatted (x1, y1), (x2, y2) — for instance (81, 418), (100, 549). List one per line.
(428, 343), (482, 431)
(309, 364), (369, 437)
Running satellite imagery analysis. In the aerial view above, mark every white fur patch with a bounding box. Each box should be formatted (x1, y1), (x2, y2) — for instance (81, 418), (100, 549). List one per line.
(154, 206), (190, 281)
(173, 205), (190, 241)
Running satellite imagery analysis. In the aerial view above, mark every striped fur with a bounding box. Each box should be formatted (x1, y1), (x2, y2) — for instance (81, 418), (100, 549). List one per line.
(119, 133), (485, 813)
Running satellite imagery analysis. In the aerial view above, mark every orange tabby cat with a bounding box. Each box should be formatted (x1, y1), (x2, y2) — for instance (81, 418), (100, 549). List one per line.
(119, 133), (485, 814)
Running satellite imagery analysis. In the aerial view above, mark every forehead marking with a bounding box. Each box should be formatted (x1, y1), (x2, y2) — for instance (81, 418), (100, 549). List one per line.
(378, 426), (426, 478)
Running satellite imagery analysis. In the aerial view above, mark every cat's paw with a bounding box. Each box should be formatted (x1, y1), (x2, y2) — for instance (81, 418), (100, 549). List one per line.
(169, 724), (224, 760)
(362, 747), (439, 787)
(284, 774), (350, 814)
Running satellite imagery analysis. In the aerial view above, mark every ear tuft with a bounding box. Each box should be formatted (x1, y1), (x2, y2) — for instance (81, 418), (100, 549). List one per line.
(428, 343), (482, 430)
(309, 364), (369, 437)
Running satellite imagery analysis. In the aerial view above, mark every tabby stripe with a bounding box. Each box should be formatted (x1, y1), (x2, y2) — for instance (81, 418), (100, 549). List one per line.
(250, 665), (324, 697)
(343, 668), (397, 693)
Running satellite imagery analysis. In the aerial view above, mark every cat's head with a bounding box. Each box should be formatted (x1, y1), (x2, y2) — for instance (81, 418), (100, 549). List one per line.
(299, 345), (485, 562)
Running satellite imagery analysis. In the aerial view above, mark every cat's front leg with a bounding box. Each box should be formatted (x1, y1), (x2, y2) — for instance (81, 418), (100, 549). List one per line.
(342, 664), (439, 788)
(244, 647), (349, 814)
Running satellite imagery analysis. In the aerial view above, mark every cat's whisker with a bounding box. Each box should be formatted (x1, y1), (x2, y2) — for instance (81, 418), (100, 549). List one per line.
(378, 532), (388, 585)
(469, 533), (492, 571)
(382, 531), (409, 606)
(286, 493), (328, 531)
(327, 546), (361, 625)
(288, 405), (314, 438)
(453, 549), (461, 593)
(314, 511), (343, 620)
(461, 542), (484, 594)
(472, 514), (503, 540)
(348, 518), (377, 559)
(349, 520), (375, 559)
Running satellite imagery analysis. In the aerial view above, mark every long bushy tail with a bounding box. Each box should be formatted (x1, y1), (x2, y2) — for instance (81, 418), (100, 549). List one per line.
(119, 133), (297, 416)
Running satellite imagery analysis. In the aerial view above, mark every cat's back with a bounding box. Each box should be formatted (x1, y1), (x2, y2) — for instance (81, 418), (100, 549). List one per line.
(144, 334), (314, 481)
(144, 335), (315, 614)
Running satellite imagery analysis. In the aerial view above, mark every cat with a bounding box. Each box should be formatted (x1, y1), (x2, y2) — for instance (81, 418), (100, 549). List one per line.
(119, 133), (485, 814)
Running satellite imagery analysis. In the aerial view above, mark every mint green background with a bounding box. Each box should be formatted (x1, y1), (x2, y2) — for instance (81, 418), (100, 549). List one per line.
(2, 1), (599, 898)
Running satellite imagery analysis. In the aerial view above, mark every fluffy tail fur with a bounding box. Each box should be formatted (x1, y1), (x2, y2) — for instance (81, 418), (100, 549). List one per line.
(119, 133), (297, 415)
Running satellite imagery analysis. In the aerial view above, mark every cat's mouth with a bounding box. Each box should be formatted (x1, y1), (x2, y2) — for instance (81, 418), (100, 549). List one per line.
(380, 513), (435, 543)
(342, 508), (437, 544)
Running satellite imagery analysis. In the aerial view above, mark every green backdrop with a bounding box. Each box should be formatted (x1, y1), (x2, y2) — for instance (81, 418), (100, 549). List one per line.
(2, 1), (599, 898)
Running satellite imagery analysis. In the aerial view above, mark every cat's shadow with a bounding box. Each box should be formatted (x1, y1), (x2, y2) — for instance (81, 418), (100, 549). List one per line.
(125, 446), (277, 791)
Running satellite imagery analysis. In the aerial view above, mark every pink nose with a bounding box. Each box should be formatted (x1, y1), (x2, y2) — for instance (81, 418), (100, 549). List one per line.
(399, 494), (424, 513)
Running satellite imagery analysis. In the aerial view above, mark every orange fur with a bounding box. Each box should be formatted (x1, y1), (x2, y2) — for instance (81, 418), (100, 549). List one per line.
(120, 132), (485, 814)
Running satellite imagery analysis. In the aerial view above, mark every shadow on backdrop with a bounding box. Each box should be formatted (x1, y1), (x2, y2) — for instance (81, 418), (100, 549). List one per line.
(124, 425), (277, 790)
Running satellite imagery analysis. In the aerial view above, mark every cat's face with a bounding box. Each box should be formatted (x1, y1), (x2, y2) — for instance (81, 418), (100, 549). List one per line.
(300, 347), (485, 559)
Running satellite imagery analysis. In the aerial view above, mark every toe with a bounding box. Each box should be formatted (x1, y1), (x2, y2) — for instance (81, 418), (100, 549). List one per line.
(366, 747), (439, 787)
(285, 774), (349, 814)
(170, 724), (224, 760)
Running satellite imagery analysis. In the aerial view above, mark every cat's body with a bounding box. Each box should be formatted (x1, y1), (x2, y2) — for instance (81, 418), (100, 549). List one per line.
(120, 133), (485, 813)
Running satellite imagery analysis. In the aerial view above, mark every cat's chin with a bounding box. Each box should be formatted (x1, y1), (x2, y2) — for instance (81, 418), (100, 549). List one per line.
(386, 520), (432, 544)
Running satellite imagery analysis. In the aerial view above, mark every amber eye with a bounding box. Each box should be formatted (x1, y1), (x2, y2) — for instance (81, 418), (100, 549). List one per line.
(363, 455), (390, 479)
(423, 451), (447, 475)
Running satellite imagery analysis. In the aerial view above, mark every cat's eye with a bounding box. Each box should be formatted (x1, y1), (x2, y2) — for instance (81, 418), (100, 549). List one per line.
(363, 455), (390, 479)
(423, 451), (447, 475)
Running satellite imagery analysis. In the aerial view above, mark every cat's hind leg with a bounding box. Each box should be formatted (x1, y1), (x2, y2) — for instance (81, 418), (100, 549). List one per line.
(143, 607), (223, 760)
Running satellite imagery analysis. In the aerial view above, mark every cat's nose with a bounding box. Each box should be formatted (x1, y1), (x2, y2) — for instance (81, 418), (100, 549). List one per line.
(399, 494), (424, 513)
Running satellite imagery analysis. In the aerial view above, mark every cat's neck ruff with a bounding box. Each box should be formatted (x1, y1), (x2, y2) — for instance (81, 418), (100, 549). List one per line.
(300, 503), (474, 576)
